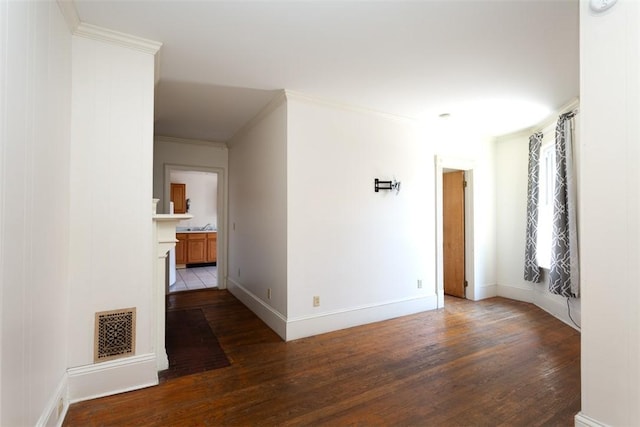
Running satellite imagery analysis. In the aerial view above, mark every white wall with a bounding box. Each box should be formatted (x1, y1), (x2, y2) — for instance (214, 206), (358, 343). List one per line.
(67, 30), (158, 385)
(285, 94), (436, 339)
(495, 131), (530, 297)
(227, 95), (289, 336)
(169, 170), (218, 228)
(578, 1), (640, 425)
(0, 1), (72, 425)
(495, 120), (581, 328)
(226, 92), (503, 341)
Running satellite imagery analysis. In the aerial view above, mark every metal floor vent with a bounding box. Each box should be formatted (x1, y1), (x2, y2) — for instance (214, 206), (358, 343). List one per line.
(94, 308), (136, 363)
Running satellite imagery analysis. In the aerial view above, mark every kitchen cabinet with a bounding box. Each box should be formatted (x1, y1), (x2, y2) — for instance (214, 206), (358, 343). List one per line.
(206, 232), (217, 263)
(176, 232), (218, 265)
(175, 233), (187, 265)
(170, 183), (186, 214)
(186, 233), (206, 264)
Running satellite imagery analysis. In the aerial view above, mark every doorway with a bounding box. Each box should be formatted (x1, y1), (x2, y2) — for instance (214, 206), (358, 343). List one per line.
(435, 156), (474, 307)
(164, 164), (227, 291)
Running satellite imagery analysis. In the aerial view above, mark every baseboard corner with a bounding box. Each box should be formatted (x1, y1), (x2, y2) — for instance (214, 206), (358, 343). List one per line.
(226, 279), (287, 340)
(575, 411), (608, 427)
(36, 372), (69, 427)
(67, 353), (158, 403)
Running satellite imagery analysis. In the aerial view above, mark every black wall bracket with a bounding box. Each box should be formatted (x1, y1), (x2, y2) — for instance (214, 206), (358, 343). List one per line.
(374, 178), (401, 194)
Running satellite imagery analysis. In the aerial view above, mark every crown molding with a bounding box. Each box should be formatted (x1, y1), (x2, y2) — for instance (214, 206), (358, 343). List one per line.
(532, 97), (580, 133)
(154, 135), (228, 150)
(56, 1), (162, 81)
(74, 23), (162, 55)
(284, 90), (414, 125)
(56, 0), (80, 33)
(495, 97), (580, 141)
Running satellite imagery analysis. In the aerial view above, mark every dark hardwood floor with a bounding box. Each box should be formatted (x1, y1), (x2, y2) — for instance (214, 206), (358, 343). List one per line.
(64, 290), (580, 426)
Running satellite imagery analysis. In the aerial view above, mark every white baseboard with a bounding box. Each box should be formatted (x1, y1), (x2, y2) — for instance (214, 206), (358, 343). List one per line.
(496, 284), (533, 303)
(286, 294), (438, 341)
(471, 284), (498, 300)
(575, 412), (608, 427)
(533, 292), (581, 331)
(36, 373), (68, 427)
(67, 353), (158, 403)
(227, 279), (287, 340)
(496, 284), (581, 331)
(227, 279), (438, 342)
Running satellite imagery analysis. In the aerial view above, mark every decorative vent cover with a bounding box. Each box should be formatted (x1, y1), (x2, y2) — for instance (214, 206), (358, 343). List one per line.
(94, 308), (136, 363)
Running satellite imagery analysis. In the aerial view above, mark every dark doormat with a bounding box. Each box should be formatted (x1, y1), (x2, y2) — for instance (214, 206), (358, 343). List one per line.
(159, 308), (230, 382)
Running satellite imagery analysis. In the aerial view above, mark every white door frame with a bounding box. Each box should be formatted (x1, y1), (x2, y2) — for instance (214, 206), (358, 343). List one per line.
(164, 163), (227, 290)
(435, 155), (475, 307)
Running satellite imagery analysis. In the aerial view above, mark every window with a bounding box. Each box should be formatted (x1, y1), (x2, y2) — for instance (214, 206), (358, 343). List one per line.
(537, 139), (555, 269)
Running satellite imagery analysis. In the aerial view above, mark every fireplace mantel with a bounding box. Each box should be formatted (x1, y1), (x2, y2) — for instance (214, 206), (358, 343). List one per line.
(152, 199), (192, 370)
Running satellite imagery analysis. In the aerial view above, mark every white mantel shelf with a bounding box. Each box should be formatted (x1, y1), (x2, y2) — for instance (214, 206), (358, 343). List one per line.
(153, 214), (193, 221)
(152, 211), (192, 371)
(153, 213), (192, 256)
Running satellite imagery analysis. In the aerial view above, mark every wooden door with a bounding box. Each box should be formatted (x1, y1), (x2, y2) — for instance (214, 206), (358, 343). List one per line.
(443, 171), (465, 298)
(170, 183), (186, 214)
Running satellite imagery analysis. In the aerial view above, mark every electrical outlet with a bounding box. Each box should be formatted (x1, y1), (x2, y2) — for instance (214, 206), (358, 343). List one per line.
(313, 296), (320, 307)
(417, 279), (423, 289)
(267, 288), (272, 299)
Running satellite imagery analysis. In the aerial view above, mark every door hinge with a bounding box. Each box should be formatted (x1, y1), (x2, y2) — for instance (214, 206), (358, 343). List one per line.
(463, 180), (467, 188)
(464, 280), (468, 288)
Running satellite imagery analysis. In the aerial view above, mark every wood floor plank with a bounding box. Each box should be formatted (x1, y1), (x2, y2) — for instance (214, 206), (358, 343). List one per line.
(63, 290), (580, 426)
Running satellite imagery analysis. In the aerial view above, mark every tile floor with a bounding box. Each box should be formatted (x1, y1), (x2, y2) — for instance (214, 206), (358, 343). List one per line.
(169, 265), (218, 293)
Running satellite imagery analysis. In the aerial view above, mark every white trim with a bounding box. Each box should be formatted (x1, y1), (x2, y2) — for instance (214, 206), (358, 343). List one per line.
(434, 155), (476, 305)
(56, 3), (163, 82)
(533, 291), (582, 332)
(472, 284), (498, 301)
(496, 284), (534, 303)
(36, 373), (68, 427)
(74, 23), (162, 55)
(284, 90), (414, 125)
(227, 277), (438, 342)
(575, 412), (609, 427)
(286, 295), (438, 341)
(56, 0), (80, 33)
(155, 135), (227, 149)
(531, 97), (580, 134)
(227, 278), (288, 340)
(496, 97), (580, 141)
(496, 284), (581, 332)
(67, 353), (158, 403)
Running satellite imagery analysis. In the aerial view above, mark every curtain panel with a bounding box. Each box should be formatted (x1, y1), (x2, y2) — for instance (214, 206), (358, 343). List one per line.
(524, 132), (544, 283)
(549, 111), (580, 298)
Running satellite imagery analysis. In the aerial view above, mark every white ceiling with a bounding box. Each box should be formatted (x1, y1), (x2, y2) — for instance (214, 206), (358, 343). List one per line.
(74, 0), (579, 141)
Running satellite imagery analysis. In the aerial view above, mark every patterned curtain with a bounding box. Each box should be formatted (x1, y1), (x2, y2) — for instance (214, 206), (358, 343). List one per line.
(524, 132), (543, 283)
(549, 111), (579, 297)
